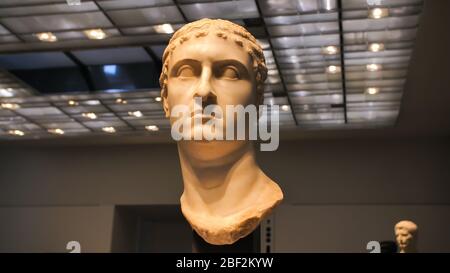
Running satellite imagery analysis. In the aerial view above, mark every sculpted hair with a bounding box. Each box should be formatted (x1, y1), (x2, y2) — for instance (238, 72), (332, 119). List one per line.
(159, 18), (268, 105)
(395, 221), (418, 233)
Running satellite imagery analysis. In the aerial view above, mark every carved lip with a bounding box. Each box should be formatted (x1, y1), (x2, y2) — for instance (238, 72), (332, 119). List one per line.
(191, 112), (218, 123)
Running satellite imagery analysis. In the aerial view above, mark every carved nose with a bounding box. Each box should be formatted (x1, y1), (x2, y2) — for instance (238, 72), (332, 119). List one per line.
(194, 70), (217, 106)
(195, 84), (217, 107)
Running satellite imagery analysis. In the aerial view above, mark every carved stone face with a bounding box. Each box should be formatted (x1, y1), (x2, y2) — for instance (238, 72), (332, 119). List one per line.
(395, 220), (418, 252)
(159, 19), (283, 246)
(164, 33), (257, 161)
(395, 227), (413, 249)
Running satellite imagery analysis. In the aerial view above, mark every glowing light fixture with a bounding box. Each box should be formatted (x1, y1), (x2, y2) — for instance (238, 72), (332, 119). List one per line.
(35, 32), (58, 42)
(366, 63), (382, 72)
(128, 111), (143, 118)
(281, 105), (290, 111)
(369, 8), (389, 19)
(1, 103), (20, 110)
(102, 126), (116, 133)
(368, 43), (384, 52)
(326, 65), (341, 74)
(153, 23), (174, 34)
(145, 125), (159, 131)
(366, 87), (379, 95)
(82, 112), (97, 119)
(84, 29), (107, 40)
(0, 88), (14, 97)
(48, 128), (65, 135)
(8, 129), (25, 136)
(84, 100), (101, 105)
(323, 45), (338, 55)
(66, 0), (81, 5)
(115, 98), (127, 104)
(323, 0), (334, 11)
(68, 100), (78, 106)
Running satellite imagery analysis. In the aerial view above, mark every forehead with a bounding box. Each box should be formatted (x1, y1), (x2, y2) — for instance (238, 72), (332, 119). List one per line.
(168, 34), (252, 67)
(396, 222), (416, 230)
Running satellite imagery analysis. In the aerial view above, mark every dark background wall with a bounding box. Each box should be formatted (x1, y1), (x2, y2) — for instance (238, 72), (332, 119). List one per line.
(0, 137), (449, 252)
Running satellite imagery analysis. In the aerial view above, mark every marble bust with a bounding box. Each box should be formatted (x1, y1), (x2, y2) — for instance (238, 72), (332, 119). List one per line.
(395, 220), (418, 253)
(159, 18), (283, 245)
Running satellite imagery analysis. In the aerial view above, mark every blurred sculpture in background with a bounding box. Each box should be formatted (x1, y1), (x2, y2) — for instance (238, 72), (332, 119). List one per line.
(395, 220), (418, 253)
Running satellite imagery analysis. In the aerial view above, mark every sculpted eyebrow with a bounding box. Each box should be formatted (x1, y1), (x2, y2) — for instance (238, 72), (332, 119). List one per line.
(170, 59), (200, 76)
(169, 58), (250, 78)
(214, 59), (250, 78)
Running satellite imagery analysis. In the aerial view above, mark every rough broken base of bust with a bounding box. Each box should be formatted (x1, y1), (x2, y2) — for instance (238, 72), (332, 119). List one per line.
(181, 189), (283, 245)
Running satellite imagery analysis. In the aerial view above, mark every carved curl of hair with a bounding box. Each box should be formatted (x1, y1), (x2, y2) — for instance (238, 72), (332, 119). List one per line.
(159, 18), (267, 105)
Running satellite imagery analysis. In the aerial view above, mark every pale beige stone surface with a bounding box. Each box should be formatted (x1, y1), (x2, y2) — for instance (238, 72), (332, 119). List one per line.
(395, 220), (418, 253)
(159, 19), (283, 245)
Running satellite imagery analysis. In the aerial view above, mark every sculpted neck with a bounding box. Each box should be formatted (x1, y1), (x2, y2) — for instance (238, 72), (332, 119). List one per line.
(176, 140), (283, 245)
(400, 244), (417, 253)
(177, 141), (264, 217)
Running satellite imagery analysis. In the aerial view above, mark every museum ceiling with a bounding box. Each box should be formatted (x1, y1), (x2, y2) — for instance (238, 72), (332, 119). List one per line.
(0, 0), (430, 141)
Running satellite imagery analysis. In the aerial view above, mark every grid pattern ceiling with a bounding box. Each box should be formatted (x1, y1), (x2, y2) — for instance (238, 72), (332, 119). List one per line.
(0, 89), (168, 139)
(0, 0), (423, 140)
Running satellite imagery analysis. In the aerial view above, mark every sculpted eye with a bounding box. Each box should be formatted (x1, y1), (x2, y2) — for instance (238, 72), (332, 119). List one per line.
(219, 66), (240, 80)
(177, 65), (195, 78)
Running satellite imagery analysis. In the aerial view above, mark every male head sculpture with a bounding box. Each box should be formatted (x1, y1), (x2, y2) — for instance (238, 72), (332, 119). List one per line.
(159, 18), (283, 245)
(394, 220), (418, 253)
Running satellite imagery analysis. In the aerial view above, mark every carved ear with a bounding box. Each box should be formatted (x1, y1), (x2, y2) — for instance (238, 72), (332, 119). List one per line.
(162, 89), (170, 118)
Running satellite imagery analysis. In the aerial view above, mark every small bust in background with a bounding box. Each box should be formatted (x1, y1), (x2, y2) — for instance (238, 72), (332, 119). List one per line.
(394, 220), (418, 253)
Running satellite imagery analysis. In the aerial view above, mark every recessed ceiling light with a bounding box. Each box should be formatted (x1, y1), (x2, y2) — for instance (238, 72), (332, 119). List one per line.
(8, 129), (25, 136)
(153, 23), (174, 34)
(35, 32), (58, 42)
(0, 88), (14, 97)
(115, 98), (127, 104)
(102, 126), (116, 133)
(84, 29), (107, 40)
(1, 103), (20, 110)
(128, 111), (143, 118)
(286, 56), (301, 63)
(155, 97), (162, 102)
(323, 0), (334, 11)
(366, 87), (379, 95)
(366, 63), (382, 72)
(145, 125), (159, 131)
(48, 128), (65, 135)
(368, 43), (384, 52)
(84, 100), (101, 105)
(323, 45), (338, 55)
(326, 65), (341, 74)
(332, 94), (341, 102)
(369, 8), (389, 19)
(66, 0), (81, 6)
(82, 112), (97, 119)
(281, 105), (290, 111)
(68, 100), (78, 106)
